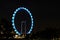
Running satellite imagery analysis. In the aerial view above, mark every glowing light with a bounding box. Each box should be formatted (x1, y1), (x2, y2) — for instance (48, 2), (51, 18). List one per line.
(12, 7), (34, 35)
(14, 34), (25, 39)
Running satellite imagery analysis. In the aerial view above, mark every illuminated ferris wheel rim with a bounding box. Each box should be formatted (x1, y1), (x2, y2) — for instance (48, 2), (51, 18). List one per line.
(12, 7), (34, 35)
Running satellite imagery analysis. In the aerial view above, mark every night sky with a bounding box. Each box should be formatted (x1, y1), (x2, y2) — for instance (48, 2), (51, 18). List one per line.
(0, 0), (58, 33)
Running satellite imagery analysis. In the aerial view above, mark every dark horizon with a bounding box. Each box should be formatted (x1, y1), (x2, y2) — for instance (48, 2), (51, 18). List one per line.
(0, 0), (59, 40)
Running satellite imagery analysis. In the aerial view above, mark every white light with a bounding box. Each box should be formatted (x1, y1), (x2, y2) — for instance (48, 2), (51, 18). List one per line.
(16, 31), (19, 34)
(12, 17), (14, 19)
(13, 26), (15, 29)
(17, 8), (20, 10)
(12, 23), (14, 26)
(14, 30), (17, 32)
(12, 20), (14, 22)
(16, 9), (18, 12)
(31, 16), (32, 18)
(13, 14), (15, 16)
(14, 11), (16, 13)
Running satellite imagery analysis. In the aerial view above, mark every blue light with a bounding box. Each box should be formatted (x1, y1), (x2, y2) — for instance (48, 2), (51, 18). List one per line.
(14, 30), (17, 32)
(12, 23), (14, 26)
(13, 26), (16, 29)
(12, 7), (34, 35)
(12, 17), (14, 19)
(13, 14), (15, 16)
(12, 20), (14, 22)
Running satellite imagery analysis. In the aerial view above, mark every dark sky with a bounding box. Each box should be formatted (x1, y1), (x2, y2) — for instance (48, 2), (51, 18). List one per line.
(0, 0), (59, 33)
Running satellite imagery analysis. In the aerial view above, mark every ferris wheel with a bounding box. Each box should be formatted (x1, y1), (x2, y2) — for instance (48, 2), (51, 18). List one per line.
(12, 7), (34, 35)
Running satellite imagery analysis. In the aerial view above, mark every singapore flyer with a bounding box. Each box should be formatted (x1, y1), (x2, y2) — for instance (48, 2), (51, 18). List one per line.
(12, 7), (34, 35)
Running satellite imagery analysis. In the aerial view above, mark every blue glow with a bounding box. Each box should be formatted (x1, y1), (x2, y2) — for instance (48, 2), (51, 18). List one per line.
(14, 30), (17, 32)
(12, 7), (34, 35)
(14, 11), (16, 13)
(12, 23), (14, 26)
(13, 14), (15, 16)
(12, 20), (14, 22)
(13, 26), (16, 29)
(12, 17), (14, 19)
